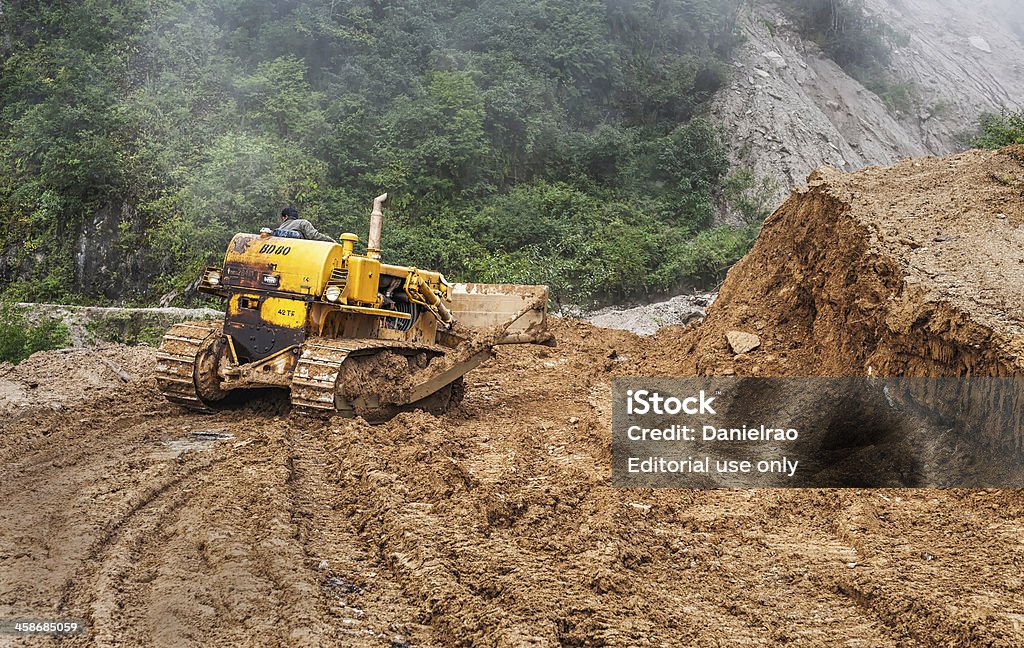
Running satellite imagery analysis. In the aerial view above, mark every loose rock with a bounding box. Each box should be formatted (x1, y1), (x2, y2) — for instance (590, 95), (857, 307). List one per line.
(726, 331), (761, 354)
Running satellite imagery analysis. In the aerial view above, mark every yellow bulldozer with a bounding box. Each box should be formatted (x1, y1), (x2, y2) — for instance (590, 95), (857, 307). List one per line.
(156, 194), (552, 418)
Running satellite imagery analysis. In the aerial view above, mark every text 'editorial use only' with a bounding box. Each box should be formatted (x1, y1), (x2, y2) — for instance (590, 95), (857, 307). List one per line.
(611, 378), (1024, 488)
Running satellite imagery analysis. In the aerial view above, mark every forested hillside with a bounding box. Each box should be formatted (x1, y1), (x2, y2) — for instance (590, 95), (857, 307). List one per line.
(0, 0), (769, 306)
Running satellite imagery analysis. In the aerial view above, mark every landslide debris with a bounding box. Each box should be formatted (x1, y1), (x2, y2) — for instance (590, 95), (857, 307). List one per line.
(643, 145), (1024, 381)
(3, 148), (1024, 646)
(584, 292), (715, 336)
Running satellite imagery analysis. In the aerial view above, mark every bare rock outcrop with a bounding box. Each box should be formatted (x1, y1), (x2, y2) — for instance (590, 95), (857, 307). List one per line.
(714, 1), (1024, 210)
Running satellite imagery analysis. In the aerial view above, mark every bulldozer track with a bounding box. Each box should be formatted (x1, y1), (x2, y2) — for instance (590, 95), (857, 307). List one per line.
(155, 320), (223, 411)
(155, 324), (464, 416)
(290, 337), (446, 415)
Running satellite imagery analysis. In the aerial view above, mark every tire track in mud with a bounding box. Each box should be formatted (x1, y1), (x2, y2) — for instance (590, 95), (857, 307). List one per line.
(286, 421), (437, 647)
(313, 399), (861, 646)
(6, 235), (1024, 646)
(312, 335), (1023, 648)
(0, 395), (196, 630)
(59, 412), (432, 648)
(0, 379), (439, 647)
(57, 450), (226, 646)
(795, 490), (1024, 647)
(319, 415), (540, 646)
(58, 418), (334, 647)
(1, 399), (305, 646)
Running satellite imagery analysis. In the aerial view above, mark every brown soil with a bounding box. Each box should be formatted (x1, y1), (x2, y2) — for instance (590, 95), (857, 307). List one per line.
(645, 145), (1024, 380)
(3, 148), (1024, 646)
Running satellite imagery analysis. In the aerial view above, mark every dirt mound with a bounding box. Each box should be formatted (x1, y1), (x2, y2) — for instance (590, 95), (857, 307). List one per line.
(0, 345), (155, 416)
(641, 146), (1024, 380)
(631, 146), (1024, 461)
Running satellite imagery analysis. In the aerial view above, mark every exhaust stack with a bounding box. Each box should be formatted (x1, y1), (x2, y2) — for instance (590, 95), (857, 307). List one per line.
(367, 193), (388, 260)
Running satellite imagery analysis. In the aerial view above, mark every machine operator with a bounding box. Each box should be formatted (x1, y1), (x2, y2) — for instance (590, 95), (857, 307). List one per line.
(277, 206), (335, 242)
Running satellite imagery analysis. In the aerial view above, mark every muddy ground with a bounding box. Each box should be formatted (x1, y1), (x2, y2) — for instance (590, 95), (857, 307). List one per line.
(2, 148), (1024, 646)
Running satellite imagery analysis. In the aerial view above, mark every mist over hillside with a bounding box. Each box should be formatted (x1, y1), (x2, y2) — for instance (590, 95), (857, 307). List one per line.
(1, 0), (757, 306)
(0, 0), (1021, 307)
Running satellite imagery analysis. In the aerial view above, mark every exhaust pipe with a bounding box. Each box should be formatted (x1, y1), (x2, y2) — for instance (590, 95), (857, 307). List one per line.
(367, 193), (388, 260)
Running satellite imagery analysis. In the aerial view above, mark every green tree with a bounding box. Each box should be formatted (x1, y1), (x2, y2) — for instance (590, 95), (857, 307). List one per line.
(972, 111), (1024, 149)
(0, 303), (71, 363)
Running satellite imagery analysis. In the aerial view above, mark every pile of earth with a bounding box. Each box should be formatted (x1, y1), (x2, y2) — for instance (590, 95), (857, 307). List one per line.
(0, 345), (153, 416)
(641, 145), (1024, 382)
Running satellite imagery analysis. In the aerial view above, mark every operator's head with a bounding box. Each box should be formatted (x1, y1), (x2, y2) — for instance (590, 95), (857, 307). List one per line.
(280, 206), (299, 222)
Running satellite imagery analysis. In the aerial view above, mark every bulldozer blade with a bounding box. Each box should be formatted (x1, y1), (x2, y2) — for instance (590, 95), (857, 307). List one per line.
(405, 348), (493, 404)
(449, 283), (549, 340)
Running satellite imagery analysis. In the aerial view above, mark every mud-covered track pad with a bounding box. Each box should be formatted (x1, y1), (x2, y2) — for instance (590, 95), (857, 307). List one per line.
(290, 338), (446, 414)
(155, 320), (223, 411)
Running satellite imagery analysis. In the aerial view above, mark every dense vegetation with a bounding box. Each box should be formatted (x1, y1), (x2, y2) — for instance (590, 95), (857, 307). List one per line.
(972, 111), (1024, 149)
(778, 0), (915, 114)
(0, 302), (70, 363)
(0, 0), (773, 307)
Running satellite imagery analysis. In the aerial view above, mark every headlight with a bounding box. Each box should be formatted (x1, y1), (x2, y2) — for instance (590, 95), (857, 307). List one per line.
(325, 286), (341, 302)
(207, 271), (221, 286)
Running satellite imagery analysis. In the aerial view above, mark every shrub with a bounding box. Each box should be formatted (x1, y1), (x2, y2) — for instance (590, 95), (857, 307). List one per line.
(723, 168), (780, 225)
(972, 111), (1024, 149)
(0, 303), (72, 364)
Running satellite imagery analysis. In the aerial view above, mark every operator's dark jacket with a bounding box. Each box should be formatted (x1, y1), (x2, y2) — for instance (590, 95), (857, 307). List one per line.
(278, 218), (335, 242)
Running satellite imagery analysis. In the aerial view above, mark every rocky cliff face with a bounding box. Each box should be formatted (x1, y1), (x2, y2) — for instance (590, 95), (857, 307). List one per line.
(73, 201), (152, 300)
(713, 0), (1024, 208)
